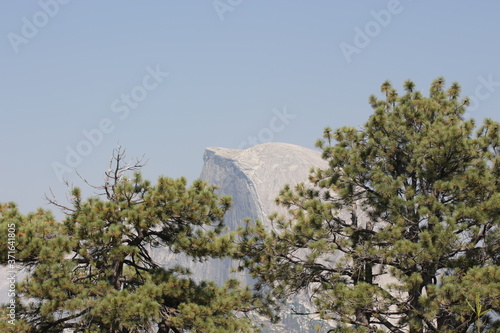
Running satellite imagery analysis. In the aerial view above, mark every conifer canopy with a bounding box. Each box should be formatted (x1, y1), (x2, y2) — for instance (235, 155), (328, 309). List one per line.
(237, 78), (500, 333)
(1, 149), (258, 333)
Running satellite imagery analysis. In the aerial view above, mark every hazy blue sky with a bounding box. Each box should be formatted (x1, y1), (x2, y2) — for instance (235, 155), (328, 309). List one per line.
(1, 1), (499, 216)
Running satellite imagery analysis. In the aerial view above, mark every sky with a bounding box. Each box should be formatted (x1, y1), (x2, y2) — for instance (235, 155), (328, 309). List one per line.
(1, 1), (499, 217)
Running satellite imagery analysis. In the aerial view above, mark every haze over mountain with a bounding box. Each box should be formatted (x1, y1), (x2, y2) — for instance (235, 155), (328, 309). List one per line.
(153, 142), (333, 332)
(153, 142), (327, 282)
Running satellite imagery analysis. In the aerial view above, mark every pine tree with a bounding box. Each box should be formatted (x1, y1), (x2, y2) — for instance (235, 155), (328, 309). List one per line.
(0, 148), (260, 333)
(236, 78), (500, 332)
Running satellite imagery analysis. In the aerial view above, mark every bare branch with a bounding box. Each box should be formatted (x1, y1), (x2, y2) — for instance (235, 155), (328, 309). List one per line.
(44, 187), (75, 213)
(103, 146), (148, 200)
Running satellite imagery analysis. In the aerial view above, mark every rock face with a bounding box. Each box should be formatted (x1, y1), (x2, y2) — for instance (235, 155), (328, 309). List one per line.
(200, 142), (328, 231)
(153, 142), (333, 332)
(199, 143), (331, 332)
(153, 142), (329, 285)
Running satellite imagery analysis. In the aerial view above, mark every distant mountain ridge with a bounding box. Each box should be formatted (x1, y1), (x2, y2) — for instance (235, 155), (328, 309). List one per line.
(201, 142), (328, 229)
(193, 143), (332, 332)
(153, 142), (329, 286)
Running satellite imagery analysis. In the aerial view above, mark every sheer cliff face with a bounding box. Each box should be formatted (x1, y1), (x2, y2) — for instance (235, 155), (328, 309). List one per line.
(200, 143), (329, 230)
(152, 143), (329, 288)
(199, 143), (334, 332)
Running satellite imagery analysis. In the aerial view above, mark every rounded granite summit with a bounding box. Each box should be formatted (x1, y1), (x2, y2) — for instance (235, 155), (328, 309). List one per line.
(153, 142), (331, 327)
(202, 142), (328, 222)
(205, 142), (326, 172)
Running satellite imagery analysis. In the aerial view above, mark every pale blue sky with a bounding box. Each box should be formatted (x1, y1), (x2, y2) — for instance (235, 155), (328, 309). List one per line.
(1, 1), (499, 216)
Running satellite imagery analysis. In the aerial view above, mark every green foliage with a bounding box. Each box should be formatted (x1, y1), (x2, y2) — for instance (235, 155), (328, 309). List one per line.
(0, 150), (258, 333)
(237, 78), (500, 332)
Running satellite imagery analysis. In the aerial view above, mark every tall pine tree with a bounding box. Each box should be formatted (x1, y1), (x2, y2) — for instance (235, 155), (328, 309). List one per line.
(237, 78), (500, 332)
(1, 148), (260, 333)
